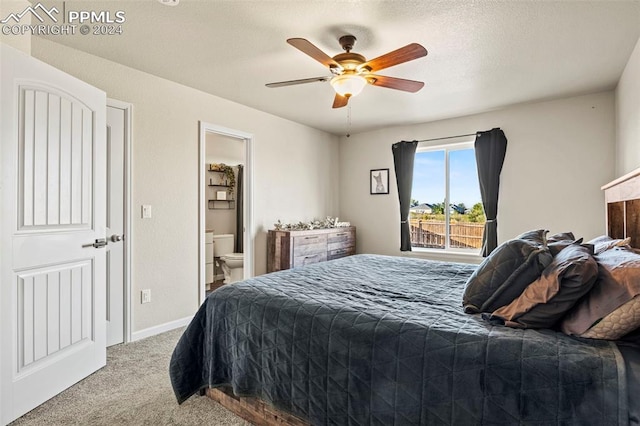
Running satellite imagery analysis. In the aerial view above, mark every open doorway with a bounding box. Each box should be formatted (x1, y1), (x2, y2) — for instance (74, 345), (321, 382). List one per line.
(198, 122), (253, 305)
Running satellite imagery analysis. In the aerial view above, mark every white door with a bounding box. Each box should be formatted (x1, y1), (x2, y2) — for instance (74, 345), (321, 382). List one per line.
(0, 45), (107, 424)
(106, 104), (126, 347)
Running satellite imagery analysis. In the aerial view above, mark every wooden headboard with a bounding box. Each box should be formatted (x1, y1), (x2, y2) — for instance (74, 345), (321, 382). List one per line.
(602, 167), (640, 249)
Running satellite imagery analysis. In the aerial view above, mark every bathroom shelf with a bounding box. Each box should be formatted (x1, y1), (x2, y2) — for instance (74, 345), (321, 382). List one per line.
(208, 200), (235, 210)
(208, 169), (233, 187)
(207, 167), (235, 209)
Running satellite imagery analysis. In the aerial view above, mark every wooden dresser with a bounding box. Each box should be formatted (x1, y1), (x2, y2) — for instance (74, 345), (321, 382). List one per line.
(267, 226), (356, 273)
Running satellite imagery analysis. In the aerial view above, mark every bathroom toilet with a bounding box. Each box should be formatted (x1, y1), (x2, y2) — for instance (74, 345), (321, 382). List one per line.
(212, 234), (244, 283)
(220, 253), (244, 283)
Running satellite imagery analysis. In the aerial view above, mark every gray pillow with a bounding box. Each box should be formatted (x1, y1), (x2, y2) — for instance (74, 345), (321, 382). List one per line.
(516, 229), (548, 245)
(561, 248), (640, 337)
(588, 235), (631, 255)
(545, 232), (584, 256)
(549, 238), (584, 256)
(489, 244), (597, 328)
(548, 232), (576, 242)
(463, 234), (553, 314)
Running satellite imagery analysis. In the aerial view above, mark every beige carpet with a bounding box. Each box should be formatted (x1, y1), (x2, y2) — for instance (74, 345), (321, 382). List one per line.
(10, 328), (248, 425)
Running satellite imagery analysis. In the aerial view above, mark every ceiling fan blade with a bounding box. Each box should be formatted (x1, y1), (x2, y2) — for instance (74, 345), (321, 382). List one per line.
(265, 76), (330, 88)
(367, 75), (424, 92)
(332, 94), (349, 109)
(287, 38), (343, 71)
(360, 43), (427, 72)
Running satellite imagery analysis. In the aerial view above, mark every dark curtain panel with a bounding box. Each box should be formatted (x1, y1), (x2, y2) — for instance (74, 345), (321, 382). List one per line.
(475, 128), (508, 257)
(235, 165), (244, 253)
(392, 141), (419, 251)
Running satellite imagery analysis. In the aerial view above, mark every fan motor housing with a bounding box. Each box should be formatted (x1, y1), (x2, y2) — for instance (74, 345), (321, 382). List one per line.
(333, 52), (367, 71)
(338, 35), (357, 52)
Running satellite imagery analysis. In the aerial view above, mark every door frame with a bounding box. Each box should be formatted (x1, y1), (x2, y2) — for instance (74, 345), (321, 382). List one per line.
(107, 99), (133, 343)
(198, 122), (254, 304)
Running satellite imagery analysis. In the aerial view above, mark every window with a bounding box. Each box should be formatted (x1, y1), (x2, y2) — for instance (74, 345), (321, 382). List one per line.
(410, 141), (485, 252)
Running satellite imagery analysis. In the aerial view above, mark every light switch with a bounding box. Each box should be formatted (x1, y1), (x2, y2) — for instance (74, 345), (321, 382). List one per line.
(142, 205), (152, 219)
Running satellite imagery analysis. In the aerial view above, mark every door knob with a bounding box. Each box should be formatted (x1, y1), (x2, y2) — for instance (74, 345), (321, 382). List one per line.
(82, 238), (108, 248)
(110, 234), (124, 242)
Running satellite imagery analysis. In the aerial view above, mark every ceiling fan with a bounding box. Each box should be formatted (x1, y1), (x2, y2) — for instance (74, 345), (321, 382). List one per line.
(266, 35), (428, 108)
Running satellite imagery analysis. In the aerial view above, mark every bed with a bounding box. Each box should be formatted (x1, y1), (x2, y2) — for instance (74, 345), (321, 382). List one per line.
(170, 167), (640, 425)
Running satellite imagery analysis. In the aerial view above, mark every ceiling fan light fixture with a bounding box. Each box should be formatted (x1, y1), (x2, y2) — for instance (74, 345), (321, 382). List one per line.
(268, 37), (427, 108)
(330, 74), (367, 98)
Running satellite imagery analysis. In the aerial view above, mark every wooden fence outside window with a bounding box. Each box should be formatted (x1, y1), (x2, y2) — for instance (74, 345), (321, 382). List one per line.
(410, 219), (484, 249)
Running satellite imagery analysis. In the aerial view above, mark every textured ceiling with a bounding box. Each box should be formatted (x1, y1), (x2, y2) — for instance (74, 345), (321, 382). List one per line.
(37, 0), (640, 135)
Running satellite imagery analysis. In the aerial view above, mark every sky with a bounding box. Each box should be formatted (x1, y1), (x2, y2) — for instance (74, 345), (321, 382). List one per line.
(411, 148), (482, 208)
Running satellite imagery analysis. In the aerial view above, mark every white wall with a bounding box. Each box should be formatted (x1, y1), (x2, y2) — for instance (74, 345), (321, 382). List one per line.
(0, 1), (30, 55)
(616, 36), (640, 175)
(339, 92), (616, 261)
(31, 38), (340, 333)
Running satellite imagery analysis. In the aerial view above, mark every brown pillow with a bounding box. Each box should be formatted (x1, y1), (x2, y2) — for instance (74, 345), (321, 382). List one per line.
(561, 248), (640, 337)
(490, 244), (597, 329)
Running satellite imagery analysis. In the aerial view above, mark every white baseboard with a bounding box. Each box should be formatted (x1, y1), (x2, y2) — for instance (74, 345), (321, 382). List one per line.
(131, 315), (193, 342)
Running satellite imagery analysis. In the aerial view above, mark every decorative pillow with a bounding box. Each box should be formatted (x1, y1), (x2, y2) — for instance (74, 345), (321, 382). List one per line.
(587, 235), (632, 255)
(516, 229), (548, 245)
(619, 321), (640, 344)
(463, 232), (553, 314)
(561, 248), (640, 338)
(547, 232), (584, 256)
(489, 244), (597, 329)
(580, 296), (640, 340)
(547, 232), (576, 243)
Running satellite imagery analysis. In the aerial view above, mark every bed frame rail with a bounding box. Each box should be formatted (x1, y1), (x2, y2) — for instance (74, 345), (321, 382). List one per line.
(206, 387), (308, 426)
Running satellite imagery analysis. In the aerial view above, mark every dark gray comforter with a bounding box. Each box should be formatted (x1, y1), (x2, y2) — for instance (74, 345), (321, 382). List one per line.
(170, 254), (627, 425)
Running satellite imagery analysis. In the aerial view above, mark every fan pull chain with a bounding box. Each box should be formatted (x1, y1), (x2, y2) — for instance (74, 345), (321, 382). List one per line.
(346, 105), (352, 138)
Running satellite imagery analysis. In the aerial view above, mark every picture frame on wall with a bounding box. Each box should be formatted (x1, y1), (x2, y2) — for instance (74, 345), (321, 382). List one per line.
(370, 168), (389, 195)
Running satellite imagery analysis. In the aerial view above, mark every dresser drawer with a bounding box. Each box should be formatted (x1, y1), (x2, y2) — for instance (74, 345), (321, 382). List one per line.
(205, 242), (214, 262)
(293, 235), (327, 257)
(328, 246), (355, 260)
(328, 231), (355, 250)
(205, 263), (214, 284)
(293, 252), (327, 268)
(292, 234), (327, 267)
(328, 230), (354, 243)
(294, 234), (328, 246)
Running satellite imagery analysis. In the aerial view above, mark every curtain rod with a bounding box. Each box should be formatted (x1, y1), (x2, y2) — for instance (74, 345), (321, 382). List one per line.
(416, 132), (478, 143)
